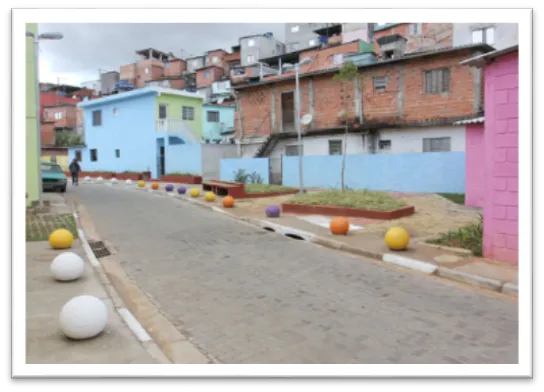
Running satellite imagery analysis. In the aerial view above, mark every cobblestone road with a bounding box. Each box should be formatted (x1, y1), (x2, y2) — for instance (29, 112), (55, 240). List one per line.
(73, 185), (518, 364)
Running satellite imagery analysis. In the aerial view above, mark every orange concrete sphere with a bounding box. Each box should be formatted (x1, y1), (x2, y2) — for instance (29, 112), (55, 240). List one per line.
(222, 196), (235, 208)
(151, 183), (159, 190)
(330, 216), (350, 235)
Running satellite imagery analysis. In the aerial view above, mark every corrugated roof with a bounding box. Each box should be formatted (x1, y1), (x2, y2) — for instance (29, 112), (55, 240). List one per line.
(461, 45), (518, 67)
(453, 116), (485, 125)
(78, 87), (202, 108)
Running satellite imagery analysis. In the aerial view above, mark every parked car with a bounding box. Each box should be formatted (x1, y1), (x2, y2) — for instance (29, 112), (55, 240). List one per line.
(41, 162), (67, 193)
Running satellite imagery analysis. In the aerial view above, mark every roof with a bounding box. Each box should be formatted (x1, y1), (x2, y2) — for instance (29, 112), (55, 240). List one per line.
(77, 87), (203, 108)
(453, 116), (485, 125)
(233, 43), (495, 90)
(461, 45), (518, 67)
(373, 23), (404, 32)
(136, 48), (174, 58)
(43, 103), (77, 108)
(186, 55), (205, 61)
(313, 24), (342, 36)
(259, 44), (322, 64)
(194, 65), (224, 72)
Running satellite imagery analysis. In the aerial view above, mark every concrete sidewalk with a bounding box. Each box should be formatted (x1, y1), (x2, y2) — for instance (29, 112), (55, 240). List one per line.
(26, 216), (168, 363)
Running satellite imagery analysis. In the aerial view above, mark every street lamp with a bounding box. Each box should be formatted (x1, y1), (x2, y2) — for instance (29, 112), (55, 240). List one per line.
(26, 30), (63, 208)
(282, 57), (312, 194)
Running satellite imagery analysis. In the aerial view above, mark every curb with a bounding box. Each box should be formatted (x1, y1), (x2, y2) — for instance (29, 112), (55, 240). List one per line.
(104, 183), (519, 298)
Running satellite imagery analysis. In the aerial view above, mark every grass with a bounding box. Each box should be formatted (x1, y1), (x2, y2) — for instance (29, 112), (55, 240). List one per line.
(289, 189), (407, 211)
(244, 184), (296, 194)
(426, 215), (483, 256)
(26, 213), (78, 242)
(438, 193), (465, 205)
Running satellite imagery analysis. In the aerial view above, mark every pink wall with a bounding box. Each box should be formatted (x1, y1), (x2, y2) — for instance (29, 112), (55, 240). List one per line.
(483, 51), (519, 264)
(465, 123), (485, 207)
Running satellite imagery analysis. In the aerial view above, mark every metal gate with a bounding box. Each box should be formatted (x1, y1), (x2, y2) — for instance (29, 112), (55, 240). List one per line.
(269, 156), (283, 185)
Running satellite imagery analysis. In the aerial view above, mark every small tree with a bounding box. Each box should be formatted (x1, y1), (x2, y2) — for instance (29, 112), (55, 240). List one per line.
(333, 61), (358, 191)
(55, 131), (83, 147)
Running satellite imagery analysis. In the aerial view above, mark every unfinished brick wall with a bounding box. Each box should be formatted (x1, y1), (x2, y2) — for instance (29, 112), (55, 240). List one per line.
(163, 59), (187, 77)
(196, 66), (225, 88)
(40, 121), (56, 146)
(236, 47), (482, 137)
(373, 23), (453, 55)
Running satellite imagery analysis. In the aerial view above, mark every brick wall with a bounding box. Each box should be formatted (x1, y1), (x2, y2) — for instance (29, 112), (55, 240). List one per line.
(207, 50), (229, 72)
(40, 121), (56, 146)
(196, 66), (224, 88)
(236, 47), (482, 137)
(163, 59), (187, 77)
(43, 105), (77, 129)
(373, 23), (453, 55)
(40, 91), (80, 116)
(482, 51), (519, 264)
(120, 63), (137, 86)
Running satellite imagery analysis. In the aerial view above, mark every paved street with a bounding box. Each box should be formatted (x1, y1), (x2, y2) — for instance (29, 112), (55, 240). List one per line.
(71, 185), (518, 364)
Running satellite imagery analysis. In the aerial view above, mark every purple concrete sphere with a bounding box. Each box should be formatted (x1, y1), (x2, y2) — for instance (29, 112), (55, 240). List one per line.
(265, 204), (281, 218)
(177, 186), (187, 195)
(165, 184), (174, 192)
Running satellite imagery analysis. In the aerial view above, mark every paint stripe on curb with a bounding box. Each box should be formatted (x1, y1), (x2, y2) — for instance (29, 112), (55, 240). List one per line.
(77, 228), (101, 268)
(117, 307), (153, 342)
(382, 253), (438, 275)
(436, 267), (502, 291)
(501, 282), (519, 296)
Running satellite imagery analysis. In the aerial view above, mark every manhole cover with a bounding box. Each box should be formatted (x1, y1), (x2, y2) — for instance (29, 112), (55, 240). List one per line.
(88, 240), (111, 259)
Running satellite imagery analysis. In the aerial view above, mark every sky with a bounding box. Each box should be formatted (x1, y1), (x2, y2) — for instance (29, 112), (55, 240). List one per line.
(38, 23), (287, 86)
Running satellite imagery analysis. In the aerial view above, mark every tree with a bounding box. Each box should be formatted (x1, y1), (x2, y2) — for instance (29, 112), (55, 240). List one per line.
(333, 61), (359, 191)
(55, 131), (83, 147)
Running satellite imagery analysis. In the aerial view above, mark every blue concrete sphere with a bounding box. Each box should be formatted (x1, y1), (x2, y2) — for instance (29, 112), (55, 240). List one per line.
(265, 204), (281, 218)
(177, 186), (187, 195)
(165, 184), (174, 192)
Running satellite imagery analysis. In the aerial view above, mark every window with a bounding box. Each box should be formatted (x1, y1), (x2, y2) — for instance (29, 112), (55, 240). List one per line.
(54, 112), (63, 120)
(291, 25), (300, 33)
(373, 76), (387, 91)
(164, 62), (171, 68)
(424, 68), (451, 95)
(75, 150), (82, 162)
(379, 140), (391, 151)
(207, 111), (220, 123)
(182, 106), (194, 120)
(285, 145), (303, 156)
(159, 104), (168, 119)
(204, 71), (211, 79)
(145, 68), (150, 74)
(290, 42), (299, 51)
(408, 23), (422, 35)
(212, 56), (218, 63)
(423, 137), (451, 152)
(308, 39), (316, 46)
(90, 149), (98, 162)
(192, 60), (199, 68)
(328, 140), (343, 155)
(472, 26), (495, 45)
(333, 53), (344, 66)
(92, 110), (102, 126)
(247, 39), (255, 47)
(50, 155), (57, 163)
(246, 54), (256, 64)
(113, 108), (119, 116)
(115, 149), (120, 158)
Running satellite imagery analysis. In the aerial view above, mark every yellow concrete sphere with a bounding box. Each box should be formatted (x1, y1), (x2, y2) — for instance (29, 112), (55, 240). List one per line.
(189, 188), (201, 198)
(49, 229), (74, 249)
(384, 227), (410, 251)
(137, 180), (145, 188)
(204, 192), (216, 202)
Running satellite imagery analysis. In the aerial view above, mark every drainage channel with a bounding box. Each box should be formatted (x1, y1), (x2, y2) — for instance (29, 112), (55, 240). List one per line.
(262, 226), (306, 241)
(88, 240), (111, 259)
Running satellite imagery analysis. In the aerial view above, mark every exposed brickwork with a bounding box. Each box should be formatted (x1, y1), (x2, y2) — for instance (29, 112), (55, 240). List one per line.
(206, 50), (229, 73)
(236, 47), (483, 137)
(39, 91), (81, 117)
(163, 59), (187, 77)
(120, 63), (137, 86)
(43, 104), (77, 129)
(482, 51), (519, 264)
(196, 66), (225, 88)
(135, 60), (165, 88)
(373, 23), (453, 55)
(40, 121), (56, 146)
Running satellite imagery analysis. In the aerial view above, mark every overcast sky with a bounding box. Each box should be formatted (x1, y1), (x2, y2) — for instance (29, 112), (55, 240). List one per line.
(38, 23), (286, 86)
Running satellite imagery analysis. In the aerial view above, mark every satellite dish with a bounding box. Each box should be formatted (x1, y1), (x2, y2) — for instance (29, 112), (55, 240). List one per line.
(300, 114), (313, 126)
(217, 98), (224, 104)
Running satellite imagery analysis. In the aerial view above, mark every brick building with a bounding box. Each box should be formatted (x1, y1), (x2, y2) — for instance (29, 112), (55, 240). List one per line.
(120, 48), (178, 89)
(42, 103), (77, 131)
(232, 42), (493, 159)
(196, 65), (225, 88)
(373, 23), (454, 56)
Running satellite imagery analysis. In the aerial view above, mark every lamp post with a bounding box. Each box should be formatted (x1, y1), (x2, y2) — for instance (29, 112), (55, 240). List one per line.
(282, 57), (312, 194)
(26, 30), (63, 208)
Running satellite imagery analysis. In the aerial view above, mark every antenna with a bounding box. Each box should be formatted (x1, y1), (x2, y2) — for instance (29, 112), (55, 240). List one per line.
(300, 113), (313, 126)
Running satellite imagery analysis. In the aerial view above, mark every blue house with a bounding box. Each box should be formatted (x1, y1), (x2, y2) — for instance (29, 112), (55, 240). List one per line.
(202, 103), (236, 143)
(68, 87), (204, 179)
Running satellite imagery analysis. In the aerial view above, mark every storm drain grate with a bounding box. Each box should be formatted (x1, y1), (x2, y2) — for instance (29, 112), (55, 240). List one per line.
(88, 240), (111, 259)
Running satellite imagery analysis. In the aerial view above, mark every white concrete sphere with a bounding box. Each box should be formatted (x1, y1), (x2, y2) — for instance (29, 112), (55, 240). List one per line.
(125, 179), (133, 185)
(96, 176), (104, 183)
(59, 295), (108, 340)
(111, 177), (118, 184)
(50, 252), (85, 281)
(84, 176), (91, 182)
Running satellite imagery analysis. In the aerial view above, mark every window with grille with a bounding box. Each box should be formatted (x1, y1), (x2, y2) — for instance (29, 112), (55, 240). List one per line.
(90, 149), (98, 162)
(285, 145), (302, 156)
(328, 140), (343, 155)
(207, 111), (220, 123)
(159, 104), (168, 119)
(408, 23), (422, 35)
(182, 106), (194, 121)
(423, 137), (451, 152)
(373, 76), (387, 91)
(379, 140), (392, 151)
(424, 68), (451, 95)
(92, 110), (102, 126)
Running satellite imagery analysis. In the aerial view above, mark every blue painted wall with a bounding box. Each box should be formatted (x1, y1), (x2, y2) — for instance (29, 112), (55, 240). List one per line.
(202, 105), (235, 142)
(281, 152), (466, 193)
(220, 158), (270, 184)
(164, 144), (202, 175)
(69, 91), (158, 177)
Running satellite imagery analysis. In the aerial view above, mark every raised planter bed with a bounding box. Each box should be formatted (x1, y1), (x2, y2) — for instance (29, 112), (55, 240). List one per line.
(66, 171), (115, 179)
(243, 190), (299, 199)
(159, 175), (202, 184)
(281, 203), (415, 220)
(202, 180), (300, 199)
(116, 173), (142, 181)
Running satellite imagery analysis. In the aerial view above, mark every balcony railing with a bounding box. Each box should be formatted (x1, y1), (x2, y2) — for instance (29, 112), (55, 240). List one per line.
(156, 119), (200, 143)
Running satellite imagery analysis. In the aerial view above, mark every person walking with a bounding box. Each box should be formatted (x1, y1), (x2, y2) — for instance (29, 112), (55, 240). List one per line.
(69, 158), (81, 186)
